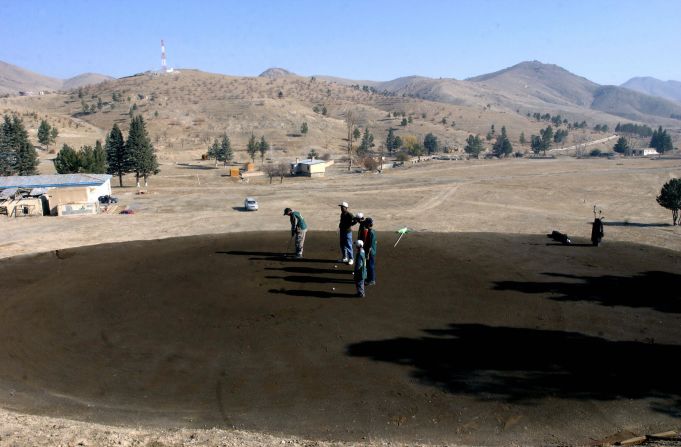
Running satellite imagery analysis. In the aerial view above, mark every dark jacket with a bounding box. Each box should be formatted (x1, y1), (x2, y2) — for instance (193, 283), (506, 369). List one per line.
(339, 211), (356, 233)
(366, 228), (377, 257)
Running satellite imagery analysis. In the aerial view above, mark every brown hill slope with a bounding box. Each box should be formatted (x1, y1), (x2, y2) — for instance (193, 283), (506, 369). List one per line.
(0, 60), (62, 94)
(3, 69), (560, 162)
(621, 76), (681, 103)
(0, 60), (112, 95)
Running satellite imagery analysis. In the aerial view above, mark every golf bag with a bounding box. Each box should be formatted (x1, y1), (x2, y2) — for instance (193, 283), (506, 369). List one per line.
(591, 218), (604, 246)
(547, 230), (571, 245)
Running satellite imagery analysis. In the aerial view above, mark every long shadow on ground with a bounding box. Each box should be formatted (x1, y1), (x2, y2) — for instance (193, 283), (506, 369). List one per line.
(347, 323), (681, 415)
(494, 271), (681, 313)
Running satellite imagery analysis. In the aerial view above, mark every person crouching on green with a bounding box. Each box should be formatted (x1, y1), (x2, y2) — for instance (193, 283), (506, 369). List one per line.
(354, 240), (367, 297)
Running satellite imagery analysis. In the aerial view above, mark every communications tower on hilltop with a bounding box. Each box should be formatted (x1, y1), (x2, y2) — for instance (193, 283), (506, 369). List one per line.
(161, 39), (167, 72)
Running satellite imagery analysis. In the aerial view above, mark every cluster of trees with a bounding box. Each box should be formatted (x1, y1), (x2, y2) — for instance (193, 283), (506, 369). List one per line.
(385, 128), (403, 153)
(0, 114), (38, 176)
(246, 134), (270, 165)
(37, 119), (59, 151)
(54, 141), (106, 174)
(615, 122), (653, 137)
(613, 136), (631, 155)
(531, 126), (554, 154)
(650, 126), (673, 153)
(357, 128), (374, 155)
(529, 112), (568, 127)
(100, 116), (158, 187)
(554, 128), (569, 144)
(571, 121), (588, 129)
(593, 124), (609, 133)
(312, 105), (327, 115)
(464, 134), (484, 156)
(207, 134), (233, 167)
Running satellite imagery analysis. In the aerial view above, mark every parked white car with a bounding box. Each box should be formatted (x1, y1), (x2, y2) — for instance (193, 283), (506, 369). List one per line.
(244, 197), (258, 211)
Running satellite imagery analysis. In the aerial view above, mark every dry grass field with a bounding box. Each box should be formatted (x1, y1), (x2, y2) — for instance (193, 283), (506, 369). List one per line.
(2, 155), (680, 260)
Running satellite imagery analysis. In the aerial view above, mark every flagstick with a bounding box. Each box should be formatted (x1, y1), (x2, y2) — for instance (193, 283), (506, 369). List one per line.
(394, 232), (405, 247)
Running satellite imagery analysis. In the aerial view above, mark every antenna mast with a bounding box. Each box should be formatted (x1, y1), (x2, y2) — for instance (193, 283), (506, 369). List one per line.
(161, 39), (167, 72)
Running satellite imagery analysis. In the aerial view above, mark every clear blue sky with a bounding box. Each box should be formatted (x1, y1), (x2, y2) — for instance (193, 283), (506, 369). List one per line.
(1, 0), (680, 85)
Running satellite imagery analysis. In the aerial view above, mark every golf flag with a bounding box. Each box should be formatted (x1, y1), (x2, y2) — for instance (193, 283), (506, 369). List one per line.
(394, 227), (411, 247)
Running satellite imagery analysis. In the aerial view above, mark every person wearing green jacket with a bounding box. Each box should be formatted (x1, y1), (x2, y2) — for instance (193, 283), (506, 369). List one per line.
(354, 239), (367, 297)
(284, 208), (307, 258)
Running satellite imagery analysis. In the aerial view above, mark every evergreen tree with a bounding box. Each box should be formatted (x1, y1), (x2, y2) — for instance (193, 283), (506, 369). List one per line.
(54, 144), (81, 174)
(492, 126), (513, 157)
(92, 140), (107, 173)
(519, 132), (526, 146)
(247, 134), (258, 163)
(0, 115), (18, 175)
(357, 128), (374, 155)
(259, 136), (270, 166)
(6, 115), (38, 175)
(49, 126), (58, 148)
(38, 120), (51, 149)
(126, 116), (158, 187)
(301, 122), (308, 134)
(464, 135), (484, 156)
(353, 127), (361, 140)
(386, 128), (398, 153)
(531, 135), (543, 154)
(208, 139), (220, 166)
(400, 118), (408, 126)
(540, 126), (553, 153)
(650, 126), (673, 153)
(78, 145), (96, 172)
(393, 135), (402, 151)
(613, 136), (630, 155)
(423, 133), (439, 154)
(657, 178), (681, 225)
(105, 124), (130, 187)
(219, 134), (232, 166)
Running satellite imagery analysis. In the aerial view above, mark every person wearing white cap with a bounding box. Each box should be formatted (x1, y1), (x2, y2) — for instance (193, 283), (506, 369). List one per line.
(353, 239), (367, 297)
(338, 201), (357, 264)
(355, 212), (367, 244)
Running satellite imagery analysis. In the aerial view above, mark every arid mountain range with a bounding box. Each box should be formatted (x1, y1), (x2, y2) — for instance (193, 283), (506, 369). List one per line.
(0, 59), (679, 161)
(0, 60), (112, 95)
(621, 76), (681, 103)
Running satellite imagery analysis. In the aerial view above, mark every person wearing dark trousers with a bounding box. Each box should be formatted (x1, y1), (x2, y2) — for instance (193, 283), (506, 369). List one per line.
(365, 218), (377, 285)
(354, 240), (367, 297)
(338, 201), (356, 265)
(284, 207), (307, 258)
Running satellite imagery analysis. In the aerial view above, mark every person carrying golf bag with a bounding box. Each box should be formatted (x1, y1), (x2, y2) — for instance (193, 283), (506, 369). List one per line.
(284, 208), (307, 258)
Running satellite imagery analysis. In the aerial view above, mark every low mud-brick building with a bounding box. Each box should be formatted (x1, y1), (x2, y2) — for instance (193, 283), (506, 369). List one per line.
(0, 174), (112, 217)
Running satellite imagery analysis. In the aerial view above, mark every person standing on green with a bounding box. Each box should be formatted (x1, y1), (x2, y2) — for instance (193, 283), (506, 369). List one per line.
(284, 207), (307, 258)
(364, 218), (377, 285)
(353, 240), (367, 297)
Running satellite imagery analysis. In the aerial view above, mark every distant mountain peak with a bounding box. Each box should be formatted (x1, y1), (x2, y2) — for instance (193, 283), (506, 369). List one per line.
(259, 67), (296, 78)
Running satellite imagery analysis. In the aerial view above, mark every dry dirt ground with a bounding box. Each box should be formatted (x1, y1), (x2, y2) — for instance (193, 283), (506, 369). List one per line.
(1, 157), (681, 447)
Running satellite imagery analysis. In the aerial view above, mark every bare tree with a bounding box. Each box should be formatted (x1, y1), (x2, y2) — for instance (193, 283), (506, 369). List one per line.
(345, 110), (356, 171)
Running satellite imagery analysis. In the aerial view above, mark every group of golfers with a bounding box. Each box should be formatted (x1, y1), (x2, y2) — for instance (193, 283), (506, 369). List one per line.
(283, 201), (377, 298)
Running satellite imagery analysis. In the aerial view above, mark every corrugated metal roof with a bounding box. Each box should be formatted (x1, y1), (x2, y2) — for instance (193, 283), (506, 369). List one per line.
(0, 174), (112, 189)
(298, 159), (326, 165)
